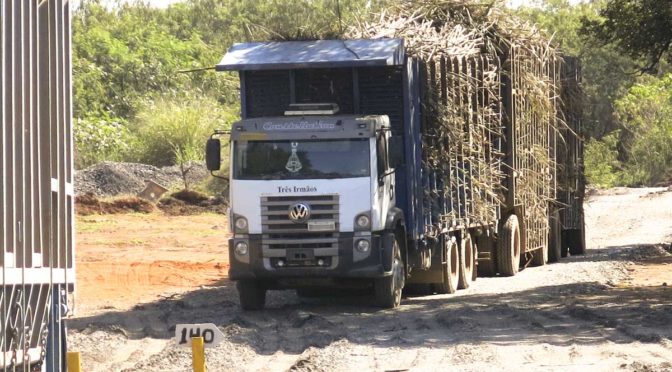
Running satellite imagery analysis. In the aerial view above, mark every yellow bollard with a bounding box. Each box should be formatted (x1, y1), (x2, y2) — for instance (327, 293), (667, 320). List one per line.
(67, 351), (82, 372)
(192, 336), (206, 372)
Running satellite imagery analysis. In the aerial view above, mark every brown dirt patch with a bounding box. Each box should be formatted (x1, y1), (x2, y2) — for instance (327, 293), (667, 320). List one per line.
(171, 189), (210, 204)
(625, 244), (672, 287)
(75, 213), (230, 316)
(156, 190), (227, 216)
(76, 193), (155, 215)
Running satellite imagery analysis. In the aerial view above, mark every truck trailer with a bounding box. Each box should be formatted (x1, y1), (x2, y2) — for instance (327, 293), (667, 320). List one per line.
(1, 0), (75, 370)
(207, 38), (584, 310)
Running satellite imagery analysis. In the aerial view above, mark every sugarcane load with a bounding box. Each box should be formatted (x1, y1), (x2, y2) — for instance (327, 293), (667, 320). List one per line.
(206, 0), (585, 310)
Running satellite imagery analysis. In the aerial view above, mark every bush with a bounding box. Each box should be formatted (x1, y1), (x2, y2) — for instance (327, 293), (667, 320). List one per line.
(614, 73), (672, 186)
(586, 73), (672, 188)
(584, 133), (622, 188)
(133, 95), (230, 165)
(131, 95), (236, 188)
(75, 115), (135, 169)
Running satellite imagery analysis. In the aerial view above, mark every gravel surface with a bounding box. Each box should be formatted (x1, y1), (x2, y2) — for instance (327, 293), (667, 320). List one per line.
(75, 161), (209, 197)
(68, 188), (672, 371)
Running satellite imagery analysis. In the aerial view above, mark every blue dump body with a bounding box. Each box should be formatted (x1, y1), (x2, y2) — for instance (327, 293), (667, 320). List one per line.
(218, 39), (430, 244)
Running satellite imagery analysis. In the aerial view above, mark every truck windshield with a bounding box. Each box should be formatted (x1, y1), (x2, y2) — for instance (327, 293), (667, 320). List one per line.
(234, 139), (370, 180)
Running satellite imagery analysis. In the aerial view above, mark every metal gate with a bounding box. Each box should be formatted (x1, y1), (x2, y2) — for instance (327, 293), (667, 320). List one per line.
(1, 0), (75, 370)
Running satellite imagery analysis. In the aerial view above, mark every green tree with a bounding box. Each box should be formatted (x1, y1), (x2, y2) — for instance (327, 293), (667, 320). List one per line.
(584, 132), (621, 187)
(582, 0), (672, 72)
(73, 0), (233, 120)
(515, 0), (638, 138)
(74, 115), (135, 168)
(614, 74), (672, 185)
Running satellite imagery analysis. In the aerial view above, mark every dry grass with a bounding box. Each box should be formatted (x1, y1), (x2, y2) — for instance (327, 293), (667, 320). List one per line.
(348, 0), (578, 247)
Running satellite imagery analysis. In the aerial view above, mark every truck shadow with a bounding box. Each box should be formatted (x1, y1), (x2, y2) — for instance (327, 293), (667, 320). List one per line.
(68, 244), (672, 355)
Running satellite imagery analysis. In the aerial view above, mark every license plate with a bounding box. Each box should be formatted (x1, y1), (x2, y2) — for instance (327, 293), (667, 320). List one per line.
(287, 249), (314, 262)
(308, 221), (336, 231)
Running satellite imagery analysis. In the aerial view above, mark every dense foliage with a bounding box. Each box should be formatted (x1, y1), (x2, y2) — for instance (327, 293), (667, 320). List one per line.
(613, 74), (672, 185)
(582, 0), (672, 73)
(72, 0), (672, 187)
(72, 0), (380, 170)
(518, 0), (672, 187)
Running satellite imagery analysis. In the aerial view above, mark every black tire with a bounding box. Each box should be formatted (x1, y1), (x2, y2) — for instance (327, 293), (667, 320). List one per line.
(237, 280), (266, 311)
(458, 233), (475, 289)
(548, 210), (562, 263)
(374, 236), (405, 308)
(435, 236), (459, 294)
(497, 214), (521, 276)
(476, 233), (496, 277)
(567, 228), (586, 255)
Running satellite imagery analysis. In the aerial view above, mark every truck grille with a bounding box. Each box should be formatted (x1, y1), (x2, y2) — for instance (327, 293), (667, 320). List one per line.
(261, 194), (339, 250)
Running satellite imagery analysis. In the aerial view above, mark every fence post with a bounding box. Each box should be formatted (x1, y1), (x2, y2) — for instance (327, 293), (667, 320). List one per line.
(192, 336), (206, 372)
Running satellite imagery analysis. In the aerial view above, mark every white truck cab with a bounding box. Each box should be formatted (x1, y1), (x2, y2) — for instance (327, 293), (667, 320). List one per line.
(207, 105), (405, 309)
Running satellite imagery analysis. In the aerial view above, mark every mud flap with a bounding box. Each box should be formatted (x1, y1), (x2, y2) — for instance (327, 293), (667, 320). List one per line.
(381, 232), (395, 272)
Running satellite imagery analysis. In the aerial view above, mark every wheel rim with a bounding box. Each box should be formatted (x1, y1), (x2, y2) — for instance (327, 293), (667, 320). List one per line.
(392, 241), (404, 306)
(464, 235), (474, 277)
(449, 239), (459, 283)
(513, 222), (520, 261)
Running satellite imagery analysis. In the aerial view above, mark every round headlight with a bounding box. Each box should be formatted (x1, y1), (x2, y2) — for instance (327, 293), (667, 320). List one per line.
(234, 217), (248, 231)
(356, 215), (370, 229)
(234, 241), (249, 256)
(356, 239), (370, 253)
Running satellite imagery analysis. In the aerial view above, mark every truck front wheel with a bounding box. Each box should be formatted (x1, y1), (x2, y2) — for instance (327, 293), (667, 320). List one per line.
(498, 214), (521, 276)
(237, 280), (266, 311)
(375, 237), (405, 308)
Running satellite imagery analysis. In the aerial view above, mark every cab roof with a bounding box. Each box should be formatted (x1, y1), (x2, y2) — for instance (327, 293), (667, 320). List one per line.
(216, 39), (405, 71)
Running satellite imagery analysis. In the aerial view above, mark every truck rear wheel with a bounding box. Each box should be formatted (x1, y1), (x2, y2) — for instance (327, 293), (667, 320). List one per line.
(458, 233), (475, 289)
(435, 236), (459, 294)
(548, 210), (562, 262)
(498, 214), (521, 276)
(375, 237), (405, 308)
(237, 280), (266, 311)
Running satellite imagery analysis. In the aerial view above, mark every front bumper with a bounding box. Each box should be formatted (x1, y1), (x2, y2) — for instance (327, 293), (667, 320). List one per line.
(228, 233), (388, 285)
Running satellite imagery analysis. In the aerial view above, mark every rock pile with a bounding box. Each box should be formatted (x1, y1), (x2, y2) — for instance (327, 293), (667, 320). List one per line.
(75, 161), (209, 197)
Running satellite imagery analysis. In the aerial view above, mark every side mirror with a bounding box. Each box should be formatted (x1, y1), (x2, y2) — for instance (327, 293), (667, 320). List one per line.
(389, 135), (403, 169)
(205, 138), (221, 171)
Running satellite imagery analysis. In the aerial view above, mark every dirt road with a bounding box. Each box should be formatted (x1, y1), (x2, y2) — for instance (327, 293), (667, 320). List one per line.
(68, 188), (672, 371)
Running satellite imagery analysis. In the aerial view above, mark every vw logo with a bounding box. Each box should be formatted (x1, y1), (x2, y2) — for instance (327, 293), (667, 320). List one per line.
(288, 203), (311, 223)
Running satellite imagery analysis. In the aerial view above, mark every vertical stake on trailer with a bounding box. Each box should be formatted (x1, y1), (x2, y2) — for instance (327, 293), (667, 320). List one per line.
(66, 352), (82, 372)
(192, 336), (206, 372)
